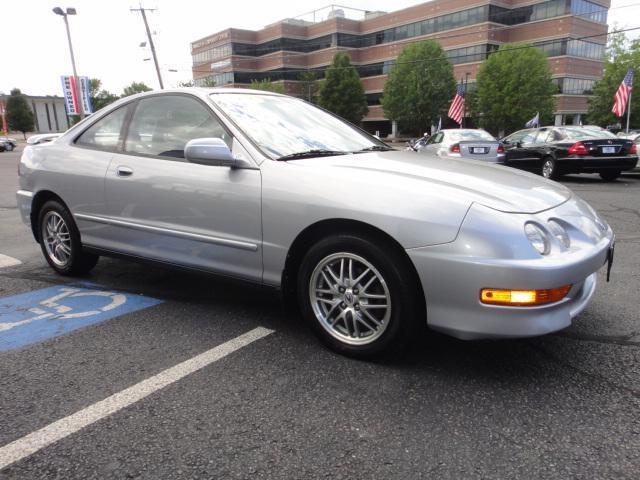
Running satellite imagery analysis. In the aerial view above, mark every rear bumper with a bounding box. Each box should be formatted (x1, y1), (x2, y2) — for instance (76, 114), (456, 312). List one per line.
(563, 155), (638, 172)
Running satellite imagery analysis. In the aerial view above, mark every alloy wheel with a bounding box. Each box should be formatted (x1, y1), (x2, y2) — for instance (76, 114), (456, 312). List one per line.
(542, 159), (555, 178)
(42, 211), (72, 267)
(309, 252), (391, 346)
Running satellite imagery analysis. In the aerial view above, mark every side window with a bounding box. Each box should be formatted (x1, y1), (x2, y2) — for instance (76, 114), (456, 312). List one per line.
(427, 132), (444, 144)
(75, 106), (129, 151)
(520, 131), (538, 144)
(125, 95), (232, 159)
(536, 130), (557, 143)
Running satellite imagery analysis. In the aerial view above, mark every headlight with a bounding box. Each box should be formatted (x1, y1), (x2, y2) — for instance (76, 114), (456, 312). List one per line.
(547, 220), (570, 249)
(524, 222), (550, 255)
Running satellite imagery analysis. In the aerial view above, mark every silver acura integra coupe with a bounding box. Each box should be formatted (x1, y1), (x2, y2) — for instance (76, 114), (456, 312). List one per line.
(17, 89), (615, 358)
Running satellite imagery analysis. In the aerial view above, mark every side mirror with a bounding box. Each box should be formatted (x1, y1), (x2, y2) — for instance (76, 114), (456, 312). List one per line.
(185, 138), (236, 167)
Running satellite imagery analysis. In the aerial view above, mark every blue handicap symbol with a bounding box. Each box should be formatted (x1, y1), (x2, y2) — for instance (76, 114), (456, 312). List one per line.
(0, 284), (162, 351)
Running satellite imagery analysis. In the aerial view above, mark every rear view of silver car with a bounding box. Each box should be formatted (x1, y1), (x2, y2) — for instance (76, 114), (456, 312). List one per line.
(416, 129), (505, 163)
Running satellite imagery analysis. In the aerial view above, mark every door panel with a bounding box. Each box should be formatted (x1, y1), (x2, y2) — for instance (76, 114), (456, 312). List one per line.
(93, 94), (263, 282)
(64, 103), (131, 246)
(101, 154), (262, 281)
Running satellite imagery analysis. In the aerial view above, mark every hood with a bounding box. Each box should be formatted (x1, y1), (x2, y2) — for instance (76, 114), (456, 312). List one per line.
(292, 150), (571, 214)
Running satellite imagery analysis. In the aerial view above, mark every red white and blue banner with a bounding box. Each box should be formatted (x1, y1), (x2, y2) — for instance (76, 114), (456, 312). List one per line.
(61, 75), (93, 115)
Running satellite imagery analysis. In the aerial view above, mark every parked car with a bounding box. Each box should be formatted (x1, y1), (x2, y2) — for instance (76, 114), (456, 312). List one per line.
(502, 126), (638, 181)
(617, 132), (640, 172)
(26, 133), (62, 145)
(0, 137), (18, 151)
(17, 89), (615, 357)
(415, 129), (505, 163)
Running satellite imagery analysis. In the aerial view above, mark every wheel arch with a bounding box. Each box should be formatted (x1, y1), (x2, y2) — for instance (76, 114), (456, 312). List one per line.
(281, 218), (425, 312)
(30, 190), (69, 242)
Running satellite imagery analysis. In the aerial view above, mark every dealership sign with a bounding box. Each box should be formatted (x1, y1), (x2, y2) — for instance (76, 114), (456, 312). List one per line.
(60, 76), (93, 115)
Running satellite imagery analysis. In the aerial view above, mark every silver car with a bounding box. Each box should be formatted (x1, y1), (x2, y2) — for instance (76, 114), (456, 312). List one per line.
(17, 89), (614, 357)
(416, 128), (505, 163)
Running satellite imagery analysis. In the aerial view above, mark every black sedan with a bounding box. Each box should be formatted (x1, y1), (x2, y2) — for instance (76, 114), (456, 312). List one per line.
(0, 137), (17, 151)
(502, 126), (638, 181)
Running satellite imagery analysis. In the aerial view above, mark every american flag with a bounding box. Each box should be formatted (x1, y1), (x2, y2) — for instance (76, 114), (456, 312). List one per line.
(612, 68), (634, 117)
(448, 82), (465, 125)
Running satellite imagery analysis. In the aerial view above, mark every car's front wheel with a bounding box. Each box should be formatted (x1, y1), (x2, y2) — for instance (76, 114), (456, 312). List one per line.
(297, 233), (421, 358)
(5, 143), (13, 151)
(599, 170), (621, 181)
(37, 200), (99, 275)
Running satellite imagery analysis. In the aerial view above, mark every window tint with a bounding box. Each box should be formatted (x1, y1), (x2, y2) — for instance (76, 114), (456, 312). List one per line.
(448, 130), (496, 142)
(505, 129), (535, 143)
(427, 132), (444, 144)
(558, 127), (616, 140)
(76, 105), (129, 151)
(125, 95), (231, 159)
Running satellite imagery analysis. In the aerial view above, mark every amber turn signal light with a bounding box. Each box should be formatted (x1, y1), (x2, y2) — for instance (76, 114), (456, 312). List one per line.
(480, 285), (572, 306)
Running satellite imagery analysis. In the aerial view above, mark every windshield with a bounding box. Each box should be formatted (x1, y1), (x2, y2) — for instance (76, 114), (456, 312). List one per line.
(210, 93), (384, 159)
(447, 130), (496, 143)
(558, 127), (617, 140)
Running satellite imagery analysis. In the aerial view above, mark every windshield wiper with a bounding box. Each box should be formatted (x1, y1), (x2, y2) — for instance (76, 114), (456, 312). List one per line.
(277, 149), (347, 161)
(354, 145), (394, 153)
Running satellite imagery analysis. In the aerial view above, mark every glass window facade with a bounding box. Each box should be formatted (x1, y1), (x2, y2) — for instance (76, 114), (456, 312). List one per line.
(535, 38), (604, 59)
(192, 44), (232, 64)
(571, 0), (607, 23)
(193, 0), (607, 65)
(553, 77), (596, 95)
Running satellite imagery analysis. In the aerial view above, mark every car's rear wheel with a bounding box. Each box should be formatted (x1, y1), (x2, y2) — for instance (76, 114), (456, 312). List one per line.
(599, 170), (621, 181)
(5, 144), (13, 151)
(297, 233), (421, 358)
(541, 157), (558, 179)
(37, 200), (99, 275)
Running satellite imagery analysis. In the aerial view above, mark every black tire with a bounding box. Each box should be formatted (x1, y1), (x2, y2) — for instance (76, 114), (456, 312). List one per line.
(297, 233), (422, 358)
(5, 144), (13, 151)
(37, 200), (99, 275)
(599, 170), (621, 182)
(541, 157), (559, 180)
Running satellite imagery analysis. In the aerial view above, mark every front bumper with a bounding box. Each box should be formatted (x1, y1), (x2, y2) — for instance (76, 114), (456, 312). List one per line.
(407, 199), (613, 340)
(16, 190), (33, 227)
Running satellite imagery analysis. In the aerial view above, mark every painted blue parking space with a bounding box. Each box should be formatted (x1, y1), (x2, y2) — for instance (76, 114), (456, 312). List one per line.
(0, 284), (162, 351)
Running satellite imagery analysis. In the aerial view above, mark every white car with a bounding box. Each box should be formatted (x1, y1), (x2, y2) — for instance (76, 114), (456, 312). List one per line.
(415, 129), (505, 163)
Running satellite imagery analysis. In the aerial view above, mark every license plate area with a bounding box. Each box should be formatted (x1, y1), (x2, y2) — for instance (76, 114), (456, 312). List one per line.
(601, 146), (616, 154)
(470, 147), (488, 154)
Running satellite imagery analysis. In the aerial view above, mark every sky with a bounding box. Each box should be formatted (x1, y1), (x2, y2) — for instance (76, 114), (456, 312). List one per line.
(3, 0), (640, 97)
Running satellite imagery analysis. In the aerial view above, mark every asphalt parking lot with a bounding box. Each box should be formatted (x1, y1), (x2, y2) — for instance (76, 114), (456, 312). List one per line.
(0, 147), (639, 479)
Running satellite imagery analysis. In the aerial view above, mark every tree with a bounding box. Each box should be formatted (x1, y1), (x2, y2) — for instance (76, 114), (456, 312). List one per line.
(587, 34), (639, 128)
(318, 52), (368, 124)
(121, 81), (152, 97)
(249, 79), (286, 94)
(298, 71), (319, 103)
(89, 78), (118, 112)
(177, 79), (194, 87)
(472, 44), (555, 136)
(6, 88), (35, 139)
(382, 41), (456, 135)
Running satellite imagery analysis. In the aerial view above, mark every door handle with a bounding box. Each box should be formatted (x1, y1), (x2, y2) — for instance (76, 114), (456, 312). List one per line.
(116, 166), (133, 177)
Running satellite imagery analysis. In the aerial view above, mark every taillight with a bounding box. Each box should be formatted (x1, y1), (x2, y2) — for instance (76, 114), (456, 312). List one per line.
(497, 144), (505, 154)
(567, 142), (588, 155)
(450, 143), (460, 153)
(630, 143), (637, 155)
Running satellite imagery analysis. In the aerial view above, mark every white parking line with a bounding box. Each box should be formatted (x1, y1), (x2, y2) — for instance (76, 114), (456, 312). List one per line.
(0, 326), (274, 470)
(0, 255), (22, 269)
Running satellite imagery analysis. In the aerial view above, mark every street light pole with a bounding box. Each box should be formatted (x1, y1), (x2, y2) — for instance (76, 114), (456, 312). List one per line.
(53, 7), (85, 120)
(462, 72), (470, 128)
(131, 5), (164, 89)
